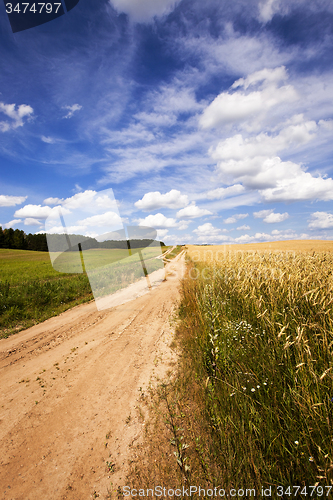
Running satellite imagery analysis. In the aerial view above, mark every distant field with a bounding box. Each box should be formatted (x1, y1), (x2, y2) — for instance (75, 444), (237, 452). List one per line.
(50, 245), (163, 273)
(0, 245), (167, 338)
(187, 239), (333, 263)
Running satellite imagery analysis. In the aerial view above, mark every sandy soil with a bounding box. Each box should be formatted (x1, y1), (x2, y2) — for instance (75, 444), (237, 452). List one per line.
(0, 252), (186, 500)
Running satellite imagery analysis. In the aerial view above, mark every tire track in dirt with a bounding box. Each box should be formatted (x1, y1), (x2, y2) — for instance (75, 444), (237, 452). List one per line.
(0, 253), (185, 500)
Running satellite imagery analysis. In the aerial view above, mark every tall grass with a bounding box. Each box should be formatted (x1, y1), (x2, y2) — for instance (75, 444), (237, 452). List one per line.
(179, 250), (333, 487)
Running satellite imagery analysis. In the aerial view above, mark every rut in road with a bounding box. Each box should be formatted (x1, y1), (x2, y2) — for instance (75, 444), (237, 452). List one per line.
(0, 253), (186, 500)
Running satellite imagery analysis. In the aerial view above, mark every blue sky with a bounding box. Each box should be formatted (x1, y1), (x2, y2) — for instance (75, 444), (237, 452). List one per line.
(0, 0), (333, 245)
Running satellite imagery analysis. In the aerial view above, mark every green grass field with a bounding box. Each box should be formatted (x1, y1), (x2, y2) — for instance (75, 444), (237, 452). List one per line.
(0, 248), (92, 338)
(0, 245), (169, 338)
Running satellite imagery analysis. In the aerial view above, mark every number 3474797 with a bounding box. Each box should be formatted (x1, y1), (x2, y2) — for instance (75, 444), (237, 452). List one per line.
(5, 3), (62, 14)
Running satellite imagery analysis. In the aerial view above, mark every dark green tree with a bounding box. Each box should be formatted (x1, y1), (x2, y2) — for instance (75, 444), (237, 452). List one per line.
(3, 228), (14, 248)
(13, 229), (25, 249)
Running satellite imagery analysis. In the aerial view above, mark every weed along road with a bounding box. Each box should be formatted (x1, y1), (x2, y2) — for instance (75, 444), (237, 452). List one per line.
(0, 252), (186, 500)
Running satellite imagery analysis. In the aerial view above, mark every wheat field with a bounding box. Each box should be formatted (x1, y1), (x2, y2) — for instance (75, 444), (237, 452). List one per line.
(175, 239), (333, 487)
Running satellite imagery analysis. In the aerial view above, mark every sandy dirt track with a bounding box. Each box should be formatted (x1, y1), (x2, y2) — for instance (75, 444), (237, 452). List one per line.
(0, 252), (186, 500)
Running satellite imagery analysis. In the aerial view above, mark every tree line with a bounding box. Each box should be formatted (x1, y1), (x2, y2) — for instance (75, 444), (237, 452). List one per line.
(0, 227), (48, 251)
(0, 227), (165, 252)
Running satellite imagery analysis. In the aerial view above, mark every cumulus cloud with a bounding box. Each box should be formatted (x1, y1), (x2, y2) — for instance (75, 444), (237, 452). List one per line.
(156, 229), (169, 239)
(260, 170), (333, 202)
(237, 225), (250, 230)
(61, 190), (118, 211)
(206, 184), (245, 200)
(41, 189), (123, 239)
(223, 213), (248, 224)
(212, 118), (317, 164)
(308, 212), (333, 229)
(77, 211), (122, 227)
(14, 204), (70, 220)
(0, 195), (27, 207)
(262, 212), (289, 223)
(0, 102), (33, 131)
(24, 218), (43, 226)
(234, 229), (310, 243)
(110, 0), (181, 22)
(209, 113), (333, 201)
(253, 209), (274, 218)
(62, 104), (82, 119)
(234, 232), (275, 243)
(138, 213), (179, 228)
(45, 225), (87, 235)
(271, 229), (298, 237)
(232, 67), (287, 90)
(135, 189), (189, 211)
(43, 197), (64, 205)
(176, 202), (212, 219)
(193, 222), (231, 243)
(254, 209), (288, 223)
(200, 66), (297, 129)
(3, 219), (22, 229)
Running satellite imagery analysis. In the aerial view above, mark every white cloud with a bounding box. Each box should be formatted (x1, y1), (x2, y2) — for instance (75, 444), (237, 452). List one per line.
(308, 212), (333, 229)
(156, 229), (169, 240)
(271, 229), (297, 237)
(3, 219), (22, 229)
(134, 112), (177, 128)
(200, 67), (297, 129)
(231, 66), (287, 90)
(62, 104), (82, 119)
(43, 197), (64, 205)
(62, 190), (118, 211)
(0, 122), (10, 132)
(110, 0), (181, 22)
(149, 86), (203, 116)
(254, 209), (289, 223)
(209, 115), (333, 201)
(223, 213), (248, 224)
(0, 195), (27, 207)
(262, 212), (289, 223)
(256, 0), (333, 23)
(206, 184), (245, 200)
(176, 202), (212, 219)
(24, 218), (42, 226)
(0, 102), (33, 131)
(258, 0), (282, 23)
(14, 204), (70, 220)
(254, 209), (274, 218)
(41, 136), (55, 144)
(102, 123), (155, 145)
(139, 213), (179, 228)
(193, 222), (232, 243)
(261, 169), (333, 202)
(77, 211), (122, 227)
(45, 225), (87, 235)
(234, 232), (275, 243)
(135, 189), (189, 211)
(212, 118), (317, 164)
(237, 225), (250, 230)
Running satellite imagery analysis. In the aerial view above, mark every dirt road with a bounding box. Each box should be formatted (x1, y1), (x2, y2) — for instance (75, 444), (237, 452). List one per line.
(0, 252), (186, 500)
